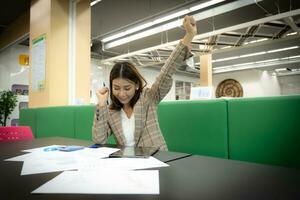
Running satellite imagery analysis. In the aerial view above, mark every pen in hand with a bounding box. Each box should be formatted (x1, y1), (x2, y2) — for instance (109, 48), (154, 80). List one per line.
(103, 82), (109, 105)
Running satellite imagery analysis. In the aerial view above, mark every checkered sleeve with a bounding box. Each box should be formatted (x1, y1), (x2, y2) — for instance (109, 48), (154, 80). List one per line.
(149, 41), (193, 104)
(92, 105), (112, 144)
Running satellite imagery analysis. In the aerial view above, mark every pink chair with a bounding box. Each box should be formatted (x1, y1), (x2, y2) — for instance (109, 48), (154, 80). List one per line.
(0, 126), (34, 143)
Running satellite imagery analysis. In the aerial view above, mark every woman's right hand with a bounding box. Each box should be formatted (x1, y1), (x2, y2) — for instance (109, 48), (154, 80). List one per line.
(96, 87), (109, 107)
(181, 15), (197, 46)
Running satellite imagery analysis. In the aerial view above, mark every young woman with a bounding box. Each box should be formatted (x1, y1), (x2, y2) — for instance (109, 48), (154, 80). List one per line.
(93, 16), (197, 150)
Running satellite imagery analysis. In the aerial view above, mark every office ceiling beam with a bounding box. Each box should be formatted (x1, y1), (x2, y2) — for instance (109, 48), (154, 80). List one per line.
(283, 17), (300, 35)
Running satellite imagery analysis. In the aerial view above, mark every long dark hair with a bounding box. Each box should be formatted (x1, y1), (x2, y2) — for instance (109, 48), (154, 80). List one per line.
(109, 61), (147, 110)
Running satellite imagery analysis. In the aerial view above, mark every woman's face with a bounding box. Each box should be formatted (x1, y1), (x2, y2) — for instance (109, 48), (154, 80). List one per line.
(112, 78), (137, 106)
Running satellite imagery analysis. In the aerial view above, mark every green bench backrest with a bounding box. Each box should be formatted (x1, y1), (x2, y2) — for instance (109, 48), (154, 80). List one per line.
(20, 105), (116, 144)
(20, 95), (299, 168)
(227, 95), (300, 168)
(19, 108), (37, 137)
(158, 100), (228, 158)
(36, 106), (75, 138)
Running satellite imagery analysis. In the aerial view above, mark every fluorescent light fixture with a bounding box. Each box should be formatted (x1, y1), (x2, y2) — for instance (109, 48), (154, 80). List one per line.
(275, 68), (287, 72)
(213, 56), (239, 62)
(102, 22), (154, 43)
(267, 46), (298, 53)
(213, 46), (299, 63)
(90, 0), (102, 7)
(214, 54), (300, 74)
(244, 38), (268, 45)
(105, 20), (181, 49)
(255, 58), (279, 64)
(189, 0), (225, 11)
(287, 32), (297, 36)
(101, 0), (226, 44)
(239, 51), (266, 58)
(153, 9), (190, 24)
(220, 46), (231, 49)
(289, 55), (300, 59)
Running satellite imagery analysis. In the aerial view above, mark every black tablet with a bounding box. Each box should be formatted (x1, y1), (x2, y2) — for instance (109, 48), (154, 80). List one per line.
(109, 147), (159, 158)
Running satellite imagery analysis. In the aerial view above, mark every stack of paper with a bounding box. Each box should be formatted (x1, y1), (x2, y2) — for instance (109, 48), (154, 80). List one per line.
(5, 145), (169, 194)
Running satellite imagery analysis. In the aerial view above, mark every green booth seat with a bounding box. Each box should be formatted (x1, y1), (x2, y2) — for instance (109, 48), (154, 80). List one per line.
(19, 108), (37, 137)
(158, 99), (229, 158)
(35, 106), (75, 138)
(227, 95), (300, 168)
(20, 105), (116, 144)
(74, 105), (95, 141)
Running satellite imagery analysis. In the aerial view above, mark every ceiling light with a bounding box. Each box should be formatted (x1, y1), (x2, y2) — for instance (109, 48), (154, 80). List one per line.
(220, 46), (231, 49)
(245, 38), (268, 45)
(189, 0), (225, 11)
(101, 22), (155, 43)
(153, 9), (190, 24)
(213, 56), (239, 62)
(213, 46), (299, 63)
(90, 0), (102, 7)
(275, 68), (287, 72)
(214, 55), (300, 74)
(101, 0), (232, 45)
(239, 51), (266, 58)
(267, 46), (298, 53)
(289, 55), (300, 59)
(105, 20), (181, 49)
(255, 58), (279, 64)
(287, 32), (297, 36)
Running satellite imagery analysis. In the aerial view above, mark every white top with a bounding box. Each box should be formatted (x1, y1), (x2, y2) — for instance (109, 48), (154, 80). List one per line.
(120, 109), (135, 146)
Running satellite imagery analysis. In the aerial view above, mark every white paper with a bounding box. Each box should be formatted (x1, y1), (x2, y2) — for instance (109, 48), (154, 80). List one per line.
(19, 147), (120, 175)
(78, 156), (169, 171)
(32, 170), (159, 194)
(5, 145), (65, 161)
(5, 153), (33, 162)
(21, 151), (79, 175)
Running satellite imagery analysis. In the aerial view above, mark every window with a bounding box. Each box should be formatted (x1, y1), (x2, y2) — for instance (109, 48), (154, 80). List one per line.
(175, 81), (191, 100)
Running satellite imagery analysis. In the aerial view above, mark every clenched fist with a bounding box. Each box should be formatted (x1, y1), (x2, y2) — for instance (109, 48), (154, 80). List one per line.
(96, 87), (109, 107)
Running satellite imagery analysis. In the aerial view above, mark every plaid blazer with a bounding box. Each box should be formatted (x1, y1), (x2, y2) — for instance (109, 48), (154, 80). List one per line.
(92, 41), (192, 151)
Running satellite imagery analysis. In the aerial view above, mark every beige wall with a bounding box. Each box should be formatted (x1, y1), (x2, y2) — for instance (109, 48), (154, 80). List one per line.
(29, 0), (90, 107)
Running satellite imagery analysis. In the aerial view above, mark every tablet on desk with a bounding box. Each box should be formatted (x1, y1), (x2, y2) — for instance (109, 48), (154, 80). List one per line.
(109, 147), (159, 158)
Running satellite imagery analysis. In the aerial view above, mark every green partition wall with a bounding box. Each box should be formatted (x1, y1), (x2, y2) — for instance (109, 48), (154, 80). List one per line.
(158, 99), (228, 158)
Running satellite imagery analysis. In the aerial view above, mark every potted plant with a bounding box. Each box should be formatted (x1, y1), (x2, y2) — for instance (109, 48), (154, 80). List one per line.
(0, 90), (18, 126)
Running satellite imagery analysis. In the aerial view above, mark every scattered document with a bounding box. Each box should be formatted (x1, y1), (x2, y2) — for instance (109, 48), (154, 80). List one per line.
(20, 151), (79, 175)
(32, 170), (159, 194)
(4, 144), (168, 194)
(5, 145), (120, 175)
(20, 147), (120, 175)
(78, 156), (169, 171)
(5, 152), (34, 162)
